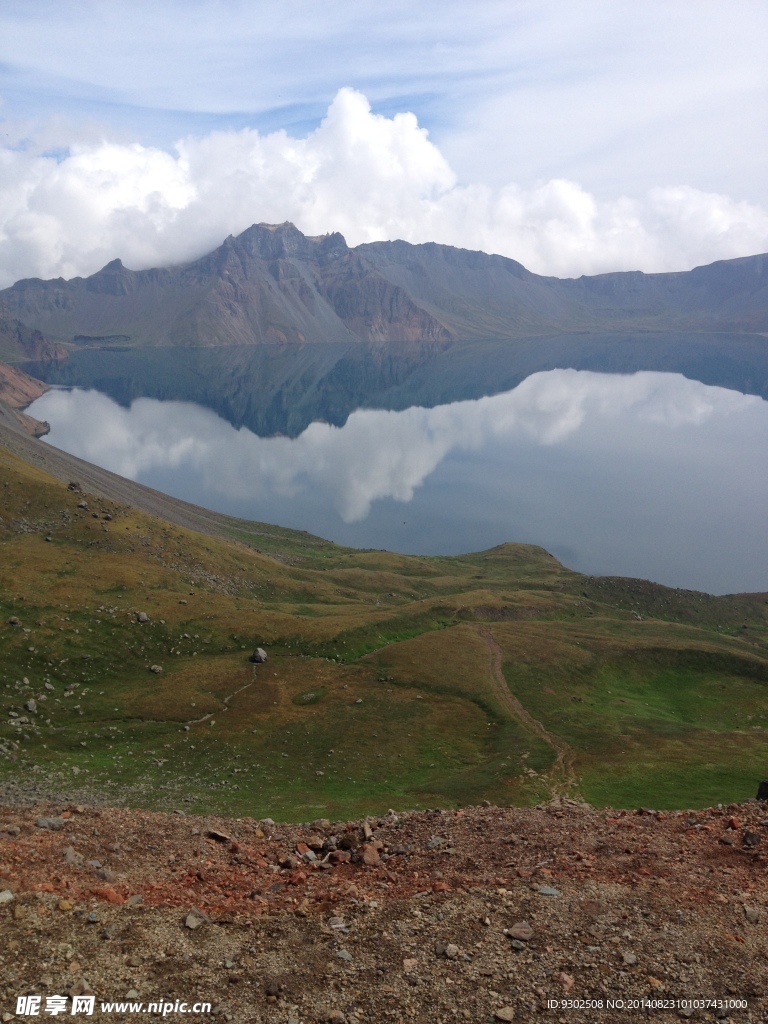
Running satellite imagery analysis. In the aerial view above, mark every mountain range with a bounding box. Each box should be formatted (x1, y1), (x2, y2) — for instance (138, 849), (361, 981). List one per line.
(2, 222), (767, 350)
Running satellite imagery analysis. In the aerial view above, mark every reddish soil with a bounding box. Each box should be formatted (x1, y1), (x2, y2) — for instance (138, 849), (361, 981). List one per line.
(1, 800), (766, 1023)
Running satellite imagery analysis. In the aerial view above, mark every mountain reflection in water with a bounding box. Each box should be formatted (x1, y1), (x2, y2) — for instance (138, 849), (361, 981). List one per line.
(28, 369), (768, 595)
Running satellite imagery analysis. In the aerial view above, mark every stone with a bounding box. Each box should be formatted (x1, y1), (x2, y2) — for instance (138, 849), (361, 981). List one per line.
(495, 1010), (516, 1023)
(36, 816), (66, 831)
(403, 958), (418, 973)
(125, 990), (140, 999)
(427, 836), (447, 850)
(7, 616), (21, 627)
(207, 829), (233, 843)
(555, 972), (574, 992)
(744, 905), (761, 924)
(185, 907), (210, 930)
(507, 921), (534, 941)
(126, 894), (143, 908)
(23, 699), (36, 713)
(136, 612), (149, 623)
(149, 664), (163, 674)
(743, 830), (761, 848)
(325, 1012), (346, 1024)
(335, 949), (353, 962)
(0, 890), (14, 904)
(249, 647), (268, 664)
(623, 952), (638, 965)
(538, 885), (561, 897)
(360, 843), (380, 866)
(62, 846), (83, 866)
(444, 944), (459, 960)
(69, 979), (94, 998)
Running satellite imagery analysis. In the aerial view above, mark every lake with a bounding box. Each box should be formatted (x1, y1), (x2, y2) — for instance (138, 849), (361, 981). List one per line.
(27, 368), (768, 595)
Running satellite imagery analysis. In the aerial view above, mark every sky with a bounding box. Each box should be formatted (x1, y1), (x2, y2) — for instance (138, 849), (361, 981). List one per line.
(0, 0), (766, 287)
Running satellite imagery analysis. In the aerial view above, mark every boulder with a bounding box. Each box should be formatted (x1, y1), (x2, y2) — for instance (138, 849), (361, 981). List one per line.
(249, 647), (268, 664)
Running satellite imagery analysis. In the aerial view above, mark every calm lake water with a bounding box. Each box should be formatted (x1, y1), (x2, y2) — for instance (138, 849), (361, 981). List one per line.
(28, 369), (768, 595)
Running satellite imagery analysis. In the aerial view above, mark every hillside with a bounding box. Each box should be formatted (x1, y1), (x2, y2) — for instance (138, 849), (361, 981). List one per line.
(1, 224), (767, 351)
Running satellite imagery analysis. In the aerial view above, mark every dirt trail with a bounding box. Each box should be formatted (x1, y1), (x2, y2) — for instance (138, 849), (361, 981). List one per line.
(186, 677), (254, 726)
(474, 624), (580, 801)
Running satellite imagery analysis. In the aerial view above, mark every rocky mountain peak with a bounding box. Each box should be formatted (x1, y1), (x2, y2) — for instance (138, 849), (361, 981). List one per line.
(232, 222), (349, 262)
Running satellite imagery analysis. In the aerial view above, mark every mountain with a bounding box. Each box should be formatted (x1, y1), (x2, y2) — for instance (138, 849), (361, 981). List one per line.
(0, 361), (50, 436)
(2, 222), (767, 349)
(0, 315), (68, 363)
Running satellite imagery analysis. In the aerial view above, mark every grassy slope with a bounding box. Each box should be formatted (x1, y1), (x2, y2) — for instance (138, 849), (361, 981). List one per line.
(1, 444), (766, 819)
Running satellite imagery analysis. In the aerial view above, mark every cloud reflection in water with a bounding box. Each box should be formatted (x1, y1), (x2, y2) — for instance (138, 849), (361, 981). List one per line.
(29, 370), (768, 594)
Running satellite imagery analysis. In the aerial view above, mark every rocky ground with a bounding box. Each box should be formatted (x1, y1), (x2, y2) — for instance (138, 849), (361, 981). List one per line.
(0, 799), (766, 1024)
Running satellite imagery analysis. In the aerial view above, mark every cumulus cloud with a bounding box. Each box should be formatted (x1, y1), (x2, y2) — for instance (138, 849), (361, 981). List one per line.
(1, 88), (767, 288)
(30, 369), (763, 524)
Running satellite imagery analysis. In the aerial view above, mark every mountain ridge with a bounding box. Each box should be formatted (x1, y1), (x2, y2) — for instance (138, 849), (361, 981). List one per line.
(2, 222), (767, 350)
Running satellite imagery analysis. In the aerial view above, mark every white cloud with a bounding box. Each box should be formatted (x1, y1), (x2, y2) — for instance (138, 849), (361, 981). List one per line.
(1, 88), (767, 288)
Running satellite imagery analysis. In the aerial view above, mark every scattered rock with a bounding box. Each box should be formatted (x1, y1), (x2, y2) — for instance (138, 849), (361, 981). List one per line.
(207, 829), (232, 843)
(185, 907), (210, 930)
(538, 885), (561, 897)
(36, 816), (66, 831)
(359, 843), (380, 866)
(68, 979), (94, 999)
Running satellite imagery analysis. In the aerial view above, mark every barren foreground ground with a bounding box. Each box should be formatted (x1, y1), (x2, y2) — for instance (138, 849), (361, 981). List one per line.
(1, 799), (766, 1024)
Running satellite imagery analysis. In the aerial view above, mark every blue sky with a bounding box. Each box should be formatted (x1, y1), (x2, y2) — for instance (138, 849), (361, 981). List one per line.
(0, 0), (766, 284)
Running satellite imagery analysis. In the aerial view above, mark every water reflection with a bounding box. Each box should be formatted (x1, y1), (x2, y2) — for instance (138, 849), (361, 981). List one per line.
(28, 370), (768, 594)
